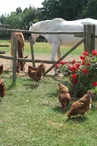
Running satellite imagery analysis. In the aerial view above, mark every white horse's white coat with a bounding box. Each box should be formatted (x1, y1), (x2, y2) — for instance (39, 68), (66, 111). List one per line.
(75, 18), (97, 34)
(29, 18), (97, 61)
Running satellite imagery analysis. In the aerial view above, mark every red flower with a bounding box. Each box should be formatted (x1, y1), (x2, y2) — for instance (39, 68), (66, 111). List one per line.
(68, 62), (71, 64)
(85, 62), (90, 66)
(72, 66), (77, 72)
(92, 50), (97, 56)
(80, 56), (86, 60)
(55, 64), (59, 68)
(81, 61), (85, 66)
(92, 81), (97, 87)
(72, 59), (76, 64)
(82, 68), (88, 74)
(83, 51), (89, 56)
(73, 79), (78, 85)
(71, 74), (78, 85)
(59, 61), (66, 66)
(68, 64), (72, 70)
(75, 63), (80, 69)
(71, 74), (78, 80)
(68, 65), (77, 73)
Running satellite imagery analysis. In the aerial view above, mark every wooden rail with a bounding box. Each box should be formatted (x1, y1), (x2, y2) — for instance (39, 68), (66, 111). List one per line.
(0, 27), (83, 35)
(0, 54), (56, 64)
(0, 44), (9, 47)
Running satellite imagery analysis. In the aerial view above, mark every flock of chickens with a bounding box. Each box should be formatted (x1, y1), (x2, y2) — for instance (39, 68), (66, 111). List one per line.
(23, 62), (94, 118)
(58, 83), (93, 118)
(0, 62), (94, 118)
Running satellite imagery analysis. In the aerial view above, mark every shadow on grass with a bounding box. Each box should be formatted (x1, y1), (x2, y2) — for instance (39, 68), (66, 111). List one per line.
(7, 82), (16, 91)
(53, 106), (88, 123)
(66, 116), (88, 123)
(21, 77), (39, 89)
(3, 70), (10, 74)
(52, 106), (67, 114)
(50, 75), (69, 85)
(23, 83), (39, 89)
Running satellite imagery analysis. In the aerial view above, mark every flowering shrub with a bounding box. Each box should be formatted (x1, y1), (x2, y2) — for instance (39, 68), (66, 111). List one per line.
(55, 50), (97, 96)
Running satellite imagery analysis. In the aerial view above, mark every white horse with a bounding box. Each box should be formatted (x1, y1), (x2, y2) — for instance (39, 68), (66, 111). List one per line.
(75, 18), (97, 33)
(29, 18), (97, 61)
(29, 18), (84, 61)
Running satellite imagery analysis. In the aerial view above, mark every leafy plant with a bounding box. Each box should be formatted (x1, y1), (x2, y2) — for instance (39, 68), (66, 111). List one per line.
(55, 50), (97, 97)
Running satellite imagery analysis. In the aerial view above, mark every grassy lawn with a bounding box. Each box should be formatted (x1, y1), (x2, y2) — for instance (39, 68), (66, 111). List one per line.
(0, 40), (97, 146)
(0, 40), (84, 56)
(0, 73), (97, 146)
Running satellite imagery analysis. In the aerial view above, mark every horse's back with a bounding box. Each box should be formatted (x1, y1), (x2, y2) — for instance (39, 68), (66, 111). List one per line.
(45, 19), (83, 45)
(76, 18), (97, 24)
(11, 32), (25, 56)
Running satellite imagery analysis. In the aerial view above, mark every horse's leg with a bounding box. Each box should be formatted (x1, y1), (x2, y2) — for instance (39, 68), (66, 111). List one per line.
(50, 43), (59, 61)
(57, 46), (61, 60)
(51, 43), (60, 75)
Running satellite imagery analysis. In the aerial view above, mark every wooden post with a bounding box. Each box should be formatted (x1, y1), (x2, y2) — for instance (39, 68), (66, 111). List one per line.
(12, 36), (18, 83)
(84, 25), (95, 52)
(29, 37), (35, 67)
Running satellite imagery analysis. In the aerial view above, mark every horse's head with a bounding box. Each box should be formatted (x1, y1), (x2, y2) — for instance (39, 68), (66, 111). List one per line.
(29, 22), (40, 43)
(16, 55), (28, 73)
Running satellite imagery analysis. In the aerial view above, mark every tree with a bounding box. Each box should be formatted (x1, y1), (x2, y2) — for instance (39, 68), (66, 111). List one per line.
(0, 15), (6, 24)
(22, 6), (38, 29)
(16, 7), (22, 14)
(83, 0), (97, 19)
(39, 0), (89, 20)
(5, 12), (23, 29)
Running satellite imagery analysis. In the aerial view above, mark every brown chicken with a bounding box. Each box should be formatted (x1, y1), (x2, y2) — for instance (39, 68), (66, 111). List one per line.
(28, 63), (45, 82)
(0, 64), (6, 101)
(28, 63), (45, 74)
(67, 90), (92, 118)
(0, 66), (6, 102)
(0, 64), (3, 75)
(58, 83), (71, 110)
(0, 77), (6, 98)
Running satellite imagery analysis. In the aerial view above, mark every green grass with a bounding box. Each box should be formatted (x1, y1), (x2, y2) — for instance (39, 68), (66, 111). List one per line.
(0, 40), (97, 146)
(0, 73), (97, 146)
(0, 40), (84, 56)
(33, 42), (84, 55)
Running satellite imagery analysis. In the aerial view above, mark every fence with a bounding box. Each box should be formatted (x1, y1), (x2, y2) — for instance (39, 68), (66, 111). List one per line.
(0, 25), (96, 82)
